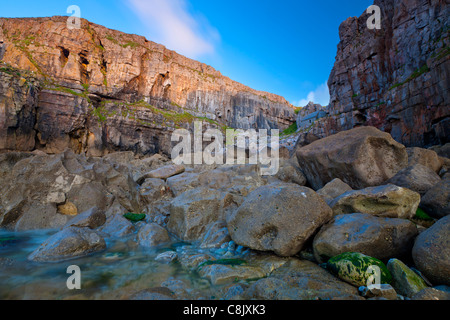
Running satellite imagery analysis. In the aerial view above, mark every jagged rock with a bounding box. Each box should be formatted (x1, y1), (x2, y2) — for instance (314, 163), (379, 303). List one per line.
(313, 213), (418, 263)
(167, 188), (232, 241)
(139, 178), (173, 204)
(387, 258), (428, 298)
(63, 207), (106, 230)
(137, 223), (170, 248)
(199, 221), (231, 249)
(98, 214), (135, 238)
(420, 179), (450, 219)
(136, 165), (185, 184)
(166, 172), (201, 197)
(227, 183), (333, 257)
(387, 164), (441, 196)
(407, 148), (443, 173)
(28, 227), (106, 262)
(412, 215), (450, 286)
(324, 0), (449, 148)
(317, 178), (353, 205)
(297, 126), (408, 190)
(330, 184), (420, 219)
(327, 252), (392, 288)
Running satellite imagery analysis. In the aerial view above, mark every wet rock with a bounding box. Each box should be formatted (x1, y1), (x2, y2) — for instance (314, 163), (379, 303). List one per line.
(407, 147), (443, 173)
(330, 184), (420, 219)
(179, 253), (215, 272)
(198, 264), (265, 286)
(63, 207), (106, 230)
(200, 221), (231, 249)
(245, 259), (361, 300)
(387, 258), (428, 298)
(359, 284), (398, 300)
(412, 287), (450, 300)
(167, 188), (231, 241)
(313, 213), (418, 263)
(130, 287), (176, 300)
(137, 223), (170, 248)
(296, 127), (408, 190)
(227, 183), (333, 257)
(317, 178), (353, 205)
(14, 202), (69, 231)
(98, 214), (136, 238)
(326, 252), (392, 288)
(412, 215), (450, 286)
(420, 179), (450, 219)
(28, 227), (106, 262)
(155, 251), (178, 264)
(387, 164), (441, 196)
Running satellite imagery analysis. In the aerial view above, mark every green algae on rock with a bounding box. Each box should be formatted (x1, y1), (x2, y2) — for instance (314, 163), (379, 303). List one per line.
(327, 252), (392, 287)
(387, 258), (428, 297)
(123, 213), (146, 222)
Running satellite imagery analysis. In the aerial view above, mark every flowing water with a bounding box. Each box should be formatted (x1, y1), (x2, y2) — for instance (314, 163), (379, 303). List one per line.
(0, 229), (248, 300)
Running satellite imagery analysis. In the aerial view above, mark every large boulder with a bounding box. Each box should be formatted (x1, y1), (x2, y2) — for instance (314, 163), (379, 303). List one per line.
(420, 179), (450, 219)
(28, 227), (106, 262)
(330, 184), (421, 219)
(387, 164), (441, 196)
(227, 183), (333, 257)
(296, 126), (408, 190)
(167, 188), (233, 242)
(326, 252), (392, 287)
(412, 215), (450, 286)
(387, 258), (428, 298)
(313, 213), (418, 263)
(407, 147), (443, 173)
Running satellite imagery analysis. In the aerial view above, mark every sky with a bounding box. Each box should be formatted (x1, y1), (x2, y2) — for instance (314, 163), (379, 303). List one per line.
(1, 0), (374, 106)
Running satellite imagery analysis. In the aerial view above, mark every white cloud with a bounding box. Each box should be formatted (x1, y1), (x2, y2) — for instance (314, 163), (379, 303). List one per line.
(295, 82), (330, 107)
(126, 0), (220, 59)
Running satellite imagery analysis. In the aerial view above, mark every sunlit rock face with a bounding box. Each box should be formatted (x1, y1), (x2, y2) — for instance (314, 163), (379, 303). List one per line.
(313, 0), (449, 147)
(0, 16), (295, 156)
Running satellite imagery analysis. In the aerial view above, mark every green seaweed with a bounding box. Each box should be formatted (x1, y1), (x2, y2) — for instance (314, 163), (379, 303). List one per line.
(415, 208), (433, 221)
(123, 213), (146, 222)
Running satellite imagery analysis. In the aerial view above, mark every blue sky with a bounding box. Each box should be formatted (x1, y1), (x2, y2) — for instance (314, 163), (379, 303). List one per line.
(1, 0), (374, 106)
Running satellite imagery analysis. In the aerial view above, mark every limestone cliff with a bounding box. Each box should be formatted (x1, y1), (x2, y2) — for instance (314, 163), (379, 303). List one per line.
(312, 0), (449, 147)
(0, 16), (295, 156)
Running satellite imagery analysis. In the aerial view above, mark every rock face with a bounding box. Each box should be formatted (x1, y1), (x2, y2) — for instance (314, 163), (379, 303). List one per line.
(316, 0), (450, 148)
(227, 183), (333, 257)
(412, 215), (450, 286)
(297, 126), (408, 190)
(313, 213), (418, 263)
(0, 16), (295, 156)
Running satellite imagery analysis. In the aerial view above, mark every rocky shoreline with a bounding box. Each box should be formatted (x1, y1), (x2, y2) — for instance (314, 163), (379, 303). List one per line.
(0, 126), (448, 300)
